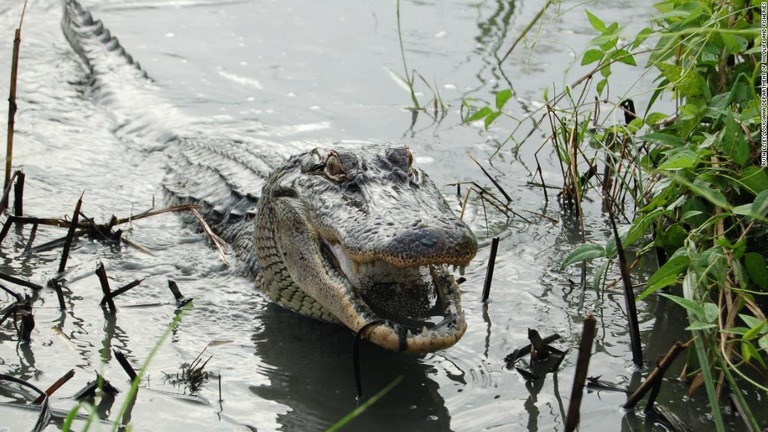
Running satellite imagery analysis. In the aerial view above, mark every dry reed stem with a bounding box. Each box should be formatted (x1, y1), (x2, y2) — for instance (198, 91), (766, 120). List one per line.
(189, 208), (229, 266)
(623, 341), (689, 409)
(564, 314), (597, 432)
(4, 1), (28, 189)
(31, 369), (75, 405)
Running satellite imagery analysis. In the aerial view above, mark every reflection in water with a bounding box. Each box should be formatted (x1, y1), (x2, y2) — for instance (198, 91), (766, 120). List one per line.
(251, 304), (450, 431)
(474, 0), (518, 60)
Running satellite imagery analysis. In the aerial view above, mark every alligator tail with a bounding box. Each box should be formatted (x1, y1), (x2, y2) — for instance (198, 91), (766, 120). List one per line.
(62, 0), (146, 81)
(61, 0), (271, 276)
(61, 0), (182, 146)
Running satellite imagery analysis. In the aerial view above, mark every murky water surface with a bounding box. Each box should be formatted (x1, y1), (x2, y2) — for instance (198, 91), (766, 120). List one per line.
(0, 1), (764, 431)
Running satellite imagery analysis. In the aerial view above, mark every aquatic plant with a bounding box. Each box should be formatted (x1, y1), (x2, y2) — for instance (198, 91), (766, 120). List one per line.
(465, 0), (766, 430)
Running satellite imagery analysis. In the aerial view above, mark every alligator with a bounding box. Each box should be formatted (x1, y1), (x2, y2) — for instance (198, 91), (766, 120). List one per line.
(61, 0), (478, 353)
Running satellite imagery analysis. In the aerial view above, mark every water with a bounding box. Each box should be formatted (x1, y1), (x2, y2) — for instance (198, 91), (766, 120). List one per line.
(0, 0), (763, 431)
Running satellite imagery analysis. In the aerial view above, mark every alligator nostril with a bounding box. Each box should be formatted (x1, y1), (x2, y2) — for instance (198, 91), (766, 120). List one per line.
(416, 227), (447, 250)
(419, 236), (438, 248)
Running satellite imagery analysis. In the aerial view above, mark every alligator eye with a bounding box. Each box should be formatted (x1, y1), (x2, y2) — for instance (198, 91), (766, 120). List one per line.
(405, 148), (413, 173)
(325, 151), (346, 181)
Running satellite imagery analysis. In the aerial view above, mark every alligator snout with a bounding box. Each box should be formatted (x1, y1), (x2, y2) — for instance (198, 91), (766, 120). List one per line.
(379, 223), (477, 268)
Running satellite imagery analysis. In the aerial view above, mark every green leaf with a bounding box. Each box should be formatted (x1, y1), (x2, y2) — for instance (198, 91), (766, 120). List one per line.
(593, 259), (611, 294)
(752, 189), (768, 217)
(744, 252), (768, 290)
(585, 10), (607, 32)
(744, 342), (767, 368)
(724, 326), (750, 336)
(561, 243), (606, 268)
(495, 89), (513, 110)
(604, 224), (631, 258)
(719, 111), (737, 154)
(733, 204), (753, 216)
(702, 302), (719, 323)
(596, 78), (608, 95)
(656, 63), (704, 98)
(743, 320), (767, 341)
(591, 31), (618, 50)
(632, 27), (653, 49)
(464, 106), (493, 123)
(582, 49), (604, 65)
(655, 10), (692, 20)
(685, 178), (731, 210)
(645, 112), (669, 126)
(740, 314), (765, 330)
(641, 132), (686, 147)
(687, 321), (717, 331)
(385, 68), (413, 92)
(648, 34), (678, 65)
(721, 33), (748, 54)
(613, 49), (637, 66)
(742, 340), (754, 363)
(661, 293), (705, 320)
(732, 134), (750, 166)
(759, 334), (768, 352)
(699, 45), (719, 65)
(484, 110), (501, 129)
(625, 208), (664, 247)
(682, 197), (708, 228)
(658, 149), (698, 170)
(739, 166), (768, 195)
(639, 254), (690, 299)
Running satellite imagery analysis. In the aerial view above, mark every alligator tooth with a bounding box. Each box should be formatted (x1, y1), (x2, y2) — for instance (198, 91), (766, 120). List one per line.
(459, 265), (466, 276)
(421, 326), (428, 336)
(353, 261), (360, 274)
(452, 264), (457, 272)
(406, 329), (413, 339)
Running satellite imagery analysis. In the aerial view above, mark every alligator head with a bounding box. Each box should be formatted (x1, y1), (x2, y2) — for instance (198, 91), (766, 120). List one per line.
(255, 145), (478, 352)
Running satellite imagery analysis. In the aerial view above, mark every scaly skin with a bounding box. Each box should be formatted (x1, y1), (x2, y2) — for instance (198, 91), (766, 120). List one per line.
(63, 0), (478, 353)
(255, 147), (477, 352)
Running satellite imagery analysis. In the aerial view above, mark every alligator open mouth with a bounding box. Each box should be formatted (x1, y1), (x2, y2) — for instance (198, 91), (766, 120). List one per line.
(320, 239), (468, 352)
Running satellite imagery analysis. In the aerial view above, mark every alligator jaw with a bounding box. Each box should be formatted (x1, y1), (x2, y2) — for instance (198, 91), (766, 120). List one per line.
(322, 240), (467, 352)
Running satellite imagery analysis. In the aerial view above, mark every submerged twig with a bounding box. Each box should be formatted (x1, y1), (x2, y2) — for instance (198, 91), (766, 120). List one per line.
(0, 171), (22, 216)
(0, 271), (42, 290)
(469, 156), (511, 202)
(0, 282), (22, 301)
(32, 369), (75, 405)
(608, 206), (643, 367)
(58, 195), (84, 274)
(49, 278), (66, 311)
(95, 262), (116, 312)
(100, 278), (143, 307)
(504, 333), (563, 366)
(623, 341), (688, 410)
(481, 237), (500, 302)
(114, 350), (138, 381)
(13, 170), (23, 217)
(564, 314), (596, 432)
(586, 376), (627, 393)
(168, 280), (192, 307)
(73, 373), (119, 401)
(0, 373), (50, 432)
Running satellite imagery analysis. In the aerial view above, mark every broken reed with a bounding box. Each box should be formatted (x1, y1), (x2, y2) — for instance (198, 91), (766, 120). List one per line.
(564, 314), (596, 432)
(4, 1), (28, 190)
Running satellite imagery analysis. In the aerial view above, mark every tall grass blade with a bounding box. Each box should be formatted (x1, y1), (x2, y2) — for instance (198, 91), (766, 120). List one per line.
(326, 375), (403, 432)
